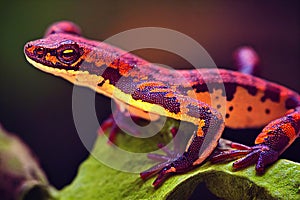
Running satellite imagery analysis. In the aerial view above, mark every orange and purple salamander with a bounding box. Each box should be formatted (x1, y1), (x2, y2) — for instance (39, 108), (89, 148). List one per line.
(24, 21), (299, 187)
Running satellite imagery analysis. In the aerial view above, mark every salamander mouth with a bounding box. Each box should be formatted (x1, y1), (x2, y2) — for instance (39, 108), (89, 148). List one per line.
(24, 53), (89, 89)
(24, 54), (66, 74)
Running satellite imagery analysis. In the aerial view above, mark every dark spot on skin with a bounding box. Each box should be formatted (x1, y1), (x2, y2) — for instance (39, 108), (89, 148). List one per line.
(224, 83), (237, 101)
(244, 85), (258, 96)
(215, 96), (219, 100)
(260, 84), (281, 103)
(265, 109), (270, 114)
(217, 104), (221, 109)
(192, 83), (209, 93)
(101, 67), (122, 85)
(192, 82), (237, 101)
(285, 96), (300, 109)
(247, 106), (252, 112)
(225, 113), (230, 118)
(224, 83), (258, 101)
(97, 80), (105, 87)
(229, 106), (233, 111)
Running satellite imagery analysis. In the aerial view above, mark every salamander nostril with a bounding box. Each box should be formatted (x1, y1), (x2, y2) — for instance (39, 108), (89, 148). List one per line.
(25, 43), (32, 49)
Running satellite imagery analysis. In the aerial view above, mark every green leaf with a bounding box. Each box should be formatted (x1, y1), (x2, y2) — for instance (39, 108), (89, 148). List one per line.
(58, 120), (300, 200)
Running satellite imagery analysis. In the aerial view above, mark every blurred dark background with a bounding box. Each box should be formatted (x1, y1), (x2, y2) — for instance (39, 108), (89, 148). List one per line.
(0, 0), (299, 198)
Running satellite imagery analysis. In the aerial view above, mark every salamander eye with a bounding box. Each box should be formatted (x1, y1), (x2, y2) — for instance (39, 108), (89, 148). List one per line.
(57, 44), (81, 64)
(34, 47), (46, 58)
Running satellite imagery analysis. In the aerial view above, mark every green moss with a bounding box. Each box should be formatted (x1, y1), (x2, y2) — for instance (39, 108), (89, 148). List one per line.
(204, 160), (300, 200)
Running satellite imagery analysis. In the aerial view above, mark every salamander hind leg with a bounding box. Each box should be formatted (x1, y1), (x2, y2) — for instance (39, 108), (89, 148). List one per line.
(233, 46), (260, 75)
(212, 107), (300, 173)
(99, 108), (141, 143)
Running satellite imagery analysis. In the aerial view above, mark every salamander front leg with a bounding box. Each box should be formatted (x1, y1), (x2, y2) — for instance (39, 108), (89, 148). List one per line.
(140, 133), (205, 187)
(212, 108), (300, 173)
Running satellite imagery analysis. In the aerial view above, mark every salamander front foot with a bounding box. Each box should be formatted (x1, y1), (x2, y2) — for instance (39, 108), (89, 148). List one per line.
(140, 152), (194, 187)
(140, 160), (174, 187)
(141, 131), (206, 187)
(140, 138), (182, 187)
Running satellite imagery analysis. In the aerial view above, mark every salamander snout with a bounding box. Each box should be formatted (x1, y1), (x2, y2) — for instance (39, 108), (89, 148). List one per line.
(24, 42), (36, 58)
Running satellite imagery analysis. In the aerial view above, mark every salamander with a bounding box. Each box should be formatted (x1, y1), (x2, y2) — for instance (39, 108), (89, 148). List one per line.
(24, 21), (300, 187)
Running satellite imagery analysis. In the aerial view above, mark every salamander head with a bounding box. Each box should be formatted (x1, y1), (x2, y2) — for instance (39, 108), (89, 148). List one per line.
(24, 21), (133, 78)
(24, 34), (87, 72)
(24, 21), (100, 79)
(25, 21), (143, 91)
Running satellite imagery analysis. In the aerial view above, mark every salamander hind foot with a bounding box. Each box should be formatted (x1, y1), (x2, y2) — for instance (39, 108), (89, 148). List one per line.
(212, 108), (300, 173)
(211, 143), (279, 173)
